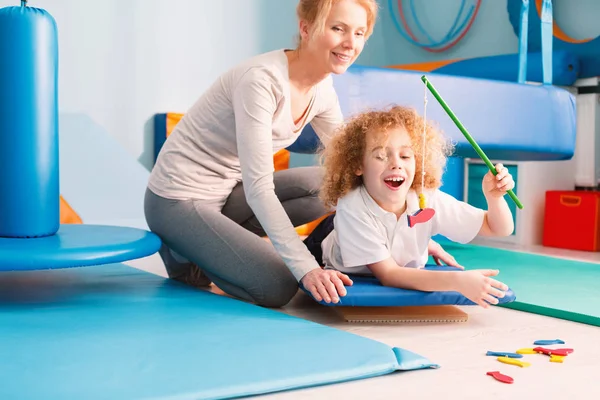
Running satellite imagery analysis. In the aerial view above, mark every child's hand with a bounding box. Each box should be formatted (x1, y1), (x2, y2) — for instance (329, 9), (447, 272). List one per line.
(428, 239), (464, 269)
(455, 269), (508, 308)
(482, 163), (515, 199)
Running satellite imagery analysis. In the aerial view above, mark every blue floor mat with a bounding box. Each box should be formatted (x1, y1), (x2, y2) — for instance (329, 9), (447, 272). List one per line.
(0, 263), (438, 399)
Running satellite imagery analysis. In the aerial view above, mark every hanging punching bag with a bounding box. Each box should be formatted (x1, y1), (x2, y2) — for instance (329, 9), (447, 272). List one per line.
(0, 1), (59, 237)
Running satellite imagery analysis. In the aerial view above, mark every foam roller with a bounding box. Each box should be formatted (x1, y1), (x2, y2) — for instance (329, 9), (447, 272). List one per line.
(0, 2), (59, 237)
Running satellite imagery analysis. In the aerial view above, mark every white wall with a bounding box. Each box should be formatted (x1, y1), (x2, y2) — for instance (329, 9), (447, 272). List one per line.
(0, 0), (389, 170)
(0, 0), (303, 170)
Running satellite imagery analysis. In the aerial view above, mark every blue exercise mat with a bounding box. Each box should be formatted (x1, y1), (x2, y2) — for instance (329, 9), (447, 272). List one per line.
(303, 266), (517, 307)
(0, 264), (438, 399)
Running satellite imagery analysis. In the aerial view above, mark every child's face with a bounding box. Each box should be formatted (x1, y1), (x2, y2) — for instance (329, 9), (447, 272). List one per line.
(356, 126), (416, 216)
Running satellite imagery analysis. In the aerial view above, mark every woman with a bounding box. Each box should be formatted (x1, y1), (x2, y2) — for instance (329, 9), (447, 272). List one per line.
(145, 0), (456, 307)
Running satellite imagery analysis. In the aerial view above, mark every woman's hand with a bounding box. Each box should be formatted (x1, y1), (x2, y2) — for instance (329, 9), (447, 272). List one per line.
(455, 269), (508, 308)
(428, 239), (463, 269)
(301, 269), (353, 304)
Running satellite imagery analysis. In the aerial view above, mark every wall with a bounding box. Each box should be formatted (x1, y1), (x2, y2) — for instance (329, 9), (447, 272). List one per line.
(380, 0), (600, 66)
(0, 0), (301, 170)
(3, 0), (600, 172)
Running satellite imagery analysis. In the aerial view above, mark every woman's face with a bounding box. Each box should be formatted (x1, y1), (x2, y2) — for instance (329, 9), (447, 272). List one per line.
(302, 0), (368, 75)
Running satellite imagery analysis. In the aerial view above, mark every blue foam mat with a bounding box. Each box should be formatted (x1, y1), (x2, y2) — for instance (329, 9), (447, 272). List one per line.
(0, 263), (438, 399)
(432, 50), (580, 86)
(297, 65), (576, 161)
(302, 266), (517, 307)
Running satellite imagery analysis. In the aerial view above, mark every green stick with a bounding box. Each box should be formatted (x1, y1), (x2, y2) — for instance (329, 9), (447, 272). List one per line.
(421, 75), (523, 210)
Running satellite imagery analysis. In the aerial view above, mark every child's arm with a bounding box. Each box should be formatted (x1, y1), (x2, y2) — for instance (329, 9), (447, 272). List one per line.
(368, 257), (508, 308)
(478, 163), (515, 237)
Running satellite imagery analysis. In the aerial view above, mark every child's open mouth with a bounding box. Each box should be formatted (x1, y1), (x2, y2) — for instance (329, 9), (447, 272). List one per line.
(384, 176), (405, 190)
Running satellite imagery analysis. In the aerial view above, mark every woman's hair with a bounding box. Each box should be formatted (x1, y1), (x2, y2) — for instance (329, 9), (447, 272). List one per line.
(296, 0), (379, 46)
(319, 105), (454, 208)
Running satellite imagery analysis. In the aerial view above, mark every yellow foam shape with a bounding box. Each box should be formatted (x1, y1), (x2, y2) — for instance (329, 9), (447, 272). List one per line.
(497, 356), (531, 368)
(516, 348), (537, 354)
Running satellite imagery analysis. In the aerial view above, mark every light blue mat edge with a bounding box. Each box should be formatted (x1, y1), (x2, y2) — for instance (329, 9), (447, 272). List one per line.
(195, 349), (438, 400)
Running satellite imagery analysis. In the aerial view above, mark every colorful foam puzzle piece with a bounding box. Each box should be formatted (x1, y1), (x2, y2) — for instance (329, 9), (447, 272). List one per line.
(487, 371), (514, 384)
(497, 356), (531, 368)
(534, 339), (565, 345)
(516, 348), (538, 354)
(533, 347), (571, 357)
(550, 355), (566, 363)
(486, 351), (523, 358)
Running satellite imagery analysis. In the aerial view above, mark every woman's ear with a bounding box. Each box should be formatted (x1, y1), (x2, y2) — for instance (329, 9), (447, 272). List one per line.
(299, 20), (311, 42)
(355, 167), (363, 176)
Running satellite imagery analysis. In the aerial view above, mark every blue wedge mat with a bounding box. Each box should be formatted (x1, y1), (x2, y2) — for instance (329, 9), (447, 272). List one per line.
(302, 266), (517, 307)
(0, 264), (438, 399)
(0, 224), (161, 271)
(297, 65), (576, 162)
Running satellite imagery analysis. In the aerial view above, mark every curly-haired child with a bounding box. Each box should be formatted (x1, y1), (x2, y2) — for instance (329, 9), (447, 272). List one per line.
(304, 105), (516, 308)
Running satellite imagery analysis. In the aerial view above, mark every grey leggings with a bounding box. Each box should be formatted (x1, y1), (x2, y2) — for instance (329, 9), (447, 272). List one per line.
(144, 166), (327, 307)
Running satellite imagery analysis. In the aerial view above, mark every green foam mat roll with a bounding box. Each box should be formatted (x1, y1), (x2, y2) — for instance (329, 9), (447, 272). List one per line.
(431, 241), (600, 327)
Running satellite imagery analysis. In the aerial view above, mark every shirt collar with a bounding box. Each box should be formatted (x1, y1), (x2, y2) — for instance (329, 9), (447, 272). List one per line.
(359, 185), (420, 220)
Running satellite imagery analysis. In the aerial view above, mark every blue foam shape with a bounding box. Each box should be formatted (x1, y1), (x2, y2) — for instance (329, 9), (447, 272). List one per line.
(153, 112), (168, 161)
(486, 351), (523, 358)
(294, 65), (576, 161)
(0, 264), (438, 399)
(432, 50), (580, 86)
(507, 0), (600, 79)
(533, 339), (565, 346)
(0, 224), (161, 271)
(0, 6), (60, 237)
(302, 266), (517, 307)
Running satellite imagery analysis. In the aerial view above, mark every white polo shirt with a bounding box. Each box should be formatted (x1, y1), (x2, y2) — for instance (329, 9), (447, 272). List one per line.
(321, 185), (485, 275)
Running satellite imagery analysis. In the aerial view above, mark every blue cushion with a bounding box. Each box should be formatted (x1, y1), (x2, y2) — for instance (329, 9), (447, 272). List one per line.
(302, 266), (517, 307)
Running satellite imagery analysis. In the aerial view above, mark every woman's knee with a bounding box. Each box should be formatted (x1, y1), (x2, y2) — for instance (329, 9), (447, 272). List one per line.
(253, 273), (299, 308)
(274, 166), (323, 197)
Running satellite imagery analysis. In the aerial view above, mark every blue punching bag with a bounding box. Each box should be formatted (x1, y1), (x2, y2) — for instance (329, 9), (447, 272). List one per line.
(0, 1), (59, 237)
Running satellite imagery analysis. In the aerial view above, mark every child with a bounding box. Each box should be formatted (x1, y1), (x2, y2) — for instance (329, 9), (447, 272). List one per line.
(304, 105), (516, 308)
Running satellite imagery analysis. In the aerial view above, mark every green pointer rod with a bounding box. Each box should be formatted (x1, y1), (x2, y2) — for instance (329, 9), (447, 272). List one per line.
(421, 75), (524, 209)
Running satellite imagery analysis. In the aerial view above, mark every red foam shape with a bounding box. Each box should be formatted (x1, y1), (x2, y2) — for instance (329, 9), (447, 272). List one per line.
(487, 371), (514, 384)
(533, 347), (571, 357)
(555, 348), (574, 354)
(408, 208), (435, 227)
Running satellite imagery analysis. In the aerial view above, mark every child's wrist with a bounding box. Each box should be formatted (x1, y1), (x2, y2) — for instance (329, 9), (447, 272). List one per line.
(446, 271), (462, 291)
(484, 193), (505, 205)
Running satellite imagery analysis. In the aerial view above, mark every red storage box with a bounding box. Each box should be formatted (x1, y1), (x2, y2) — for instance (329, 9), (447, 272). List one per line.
(543, 190), (600, 252)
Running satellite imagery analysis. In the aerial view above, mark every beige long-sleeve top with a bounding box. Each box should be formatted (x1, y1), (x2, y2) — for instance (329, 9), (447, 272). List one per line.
(148, 49), (344, 280)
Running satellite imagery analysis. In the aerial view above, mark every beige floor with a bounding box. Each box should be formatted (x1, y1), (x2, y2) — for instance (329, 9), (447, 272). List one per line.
(129, 241), (600, 399)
